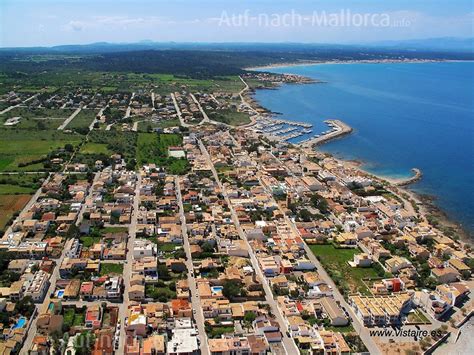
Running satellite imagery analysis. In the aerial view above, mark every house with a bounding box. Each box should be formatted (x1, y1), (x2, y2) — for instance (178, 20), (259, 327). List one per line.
(349, 253), (373, 268)
(385, 257), (413, 274)
(435, 283), (470, 307)
(129, 284), (145, 301)
(316, 297), (349, 326)
(415, 290), (452, 320)
(171, 299), (192, 318)
(133, 239), (157, 259)
(253, 317), (281, 343)
(85, 304), (102, 329)
(36, 314), (64, 335)
(142, 334), (166, 355)
(208, 337), (250, 355)
(166, 259), (187, 273)
(431, 267), (460, 284)
(448, 258), (471, 275)
(126, 305), (147, 337)
(104, 276), (123, 300)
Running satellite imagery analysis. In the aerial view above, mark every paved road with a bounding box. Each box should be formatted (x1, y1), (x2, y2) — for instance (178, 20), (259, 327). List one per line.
(170, 92), (190, 128)
(198, 140), (298, 355)
(175, 176), (210, 355)
(21, 173), (98, 353)
(263, 150), (382, 355)
(89, 104), (108, 131)
(118, 172), (141, 355)
(237, 76), (260, 128)
(58, 106), (83, 130)
(0, 93), (38, 115)
(124, 92), (135, 119)
(190, 93), (232, 128)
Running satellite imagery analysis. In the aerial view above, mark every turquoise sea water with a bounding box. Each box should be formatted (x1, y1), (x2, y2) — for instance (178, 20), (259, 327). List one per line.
(254, 62), (474, 236)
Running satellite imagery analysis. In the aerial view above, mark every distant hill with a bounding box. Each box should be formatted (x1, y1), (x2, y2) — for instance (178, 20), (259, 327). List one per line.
(1, 38), (473, 53)
(367, 37), (474, 52)
(0, 40), (473, 79)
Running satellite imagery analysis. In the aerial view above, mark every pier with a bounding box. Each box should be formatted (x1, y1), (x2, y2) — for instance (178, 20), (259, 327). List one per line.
(390, 168), (423, 186)
(299, 119), (353, 147)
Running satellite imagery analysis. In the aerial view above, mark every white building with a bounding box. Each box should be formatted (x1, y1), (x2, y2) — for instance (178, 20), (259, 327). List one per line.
(24, 270), (50, 302)
(133, 239), (157, 259)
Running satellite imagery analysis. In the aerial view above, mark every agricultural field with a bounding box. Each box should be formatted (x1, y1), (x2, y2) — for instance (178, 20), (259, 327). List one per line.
(309, 244), (379, 295)
(0, 130), (82, 171)
(0, 194), (31, 231)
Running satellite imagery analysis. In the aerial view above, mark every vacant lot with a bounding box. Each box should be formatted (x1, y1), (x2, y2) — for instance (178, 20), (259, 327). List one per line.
(309, 244), (379, 295)
(67, 109), (98, 131)
(0, 194), (30, 231)
(208, 109), (250, 126)
(1, 107), (74, 120)
(100, 263), (124, 276)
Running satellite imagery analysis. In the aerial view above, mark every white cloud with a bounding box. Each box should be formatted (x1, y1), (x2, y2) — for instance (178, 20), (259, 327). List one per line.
(67, 21), (85, 32)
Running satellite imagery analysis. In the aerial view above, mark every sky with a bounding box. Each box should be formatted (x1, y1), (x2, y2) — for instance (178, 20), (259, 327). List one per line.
(1, 0), (473, 47)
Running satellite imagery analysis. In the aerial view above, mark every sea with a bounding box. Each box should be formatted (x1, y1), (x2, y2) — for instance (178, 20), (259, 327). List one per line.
(253, 61), (474, 237)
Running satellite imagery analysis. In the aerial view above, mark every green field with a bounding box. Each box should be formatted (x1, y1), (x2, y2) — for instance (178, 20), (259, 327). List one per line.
(0, 130), (81, 171)
(1, 107), (74, 120)
(0, 174), (46, 194)
(309, 244), (379, 295)
(67, 109), (98, 131)
(208, 109), (250, 126)
(99, 263), (124, 276)
(80, 142), (110, 154)
(137, 119), (181, 132)
(136, 133), (189, 174)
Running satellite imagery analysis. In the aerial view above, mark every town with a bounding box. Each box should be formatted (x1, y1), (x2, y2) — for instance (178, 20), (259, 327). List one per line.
(0, 69), (472, 355)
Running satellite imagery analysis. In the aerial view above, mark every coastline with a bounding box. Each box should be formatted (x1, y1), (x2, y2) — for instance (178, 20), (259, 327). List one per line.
(245, 58), (472, 71)
(334, 156), (473, 244)
(244, 61), (473, 244)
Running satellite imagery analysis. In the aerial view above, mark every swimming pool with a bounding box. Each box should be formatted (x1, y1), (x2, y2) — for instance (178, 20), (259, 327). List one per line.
(12, 317), (26, 329)
(56, 290), (65, 298)
(211, 286), (223, 294)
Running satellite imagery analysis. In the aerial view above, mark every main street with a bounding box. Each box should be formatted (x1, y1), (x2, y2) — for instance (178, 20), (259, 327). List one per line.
(117, 171), (142, 355)
(263, 148), (382, 355)
(175, 176), (210, 355)
(198, 140), (298, 355)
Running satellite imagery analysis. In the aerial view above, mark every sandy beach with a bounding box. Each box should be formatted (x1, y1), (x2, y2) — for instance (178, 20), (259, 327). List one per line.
(245, 59), (472, 72)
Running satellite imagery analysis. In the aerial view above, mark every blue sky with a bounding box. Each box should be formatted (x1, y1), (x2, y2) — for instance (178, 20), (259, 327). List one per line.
(1, 0), (473, 47)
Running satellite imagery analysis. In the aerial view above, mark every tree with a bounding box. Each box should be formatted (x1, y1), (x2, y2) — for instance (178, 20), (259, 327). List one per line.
(64, 144), (74, 152)
(310, 193), (329, 214)
(244, 311), (256, 324)
(14, 296), (35, 317)
(201, 241), (215, 253)
(74, 331), (95, 355)
(222, 280), (243, 300)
